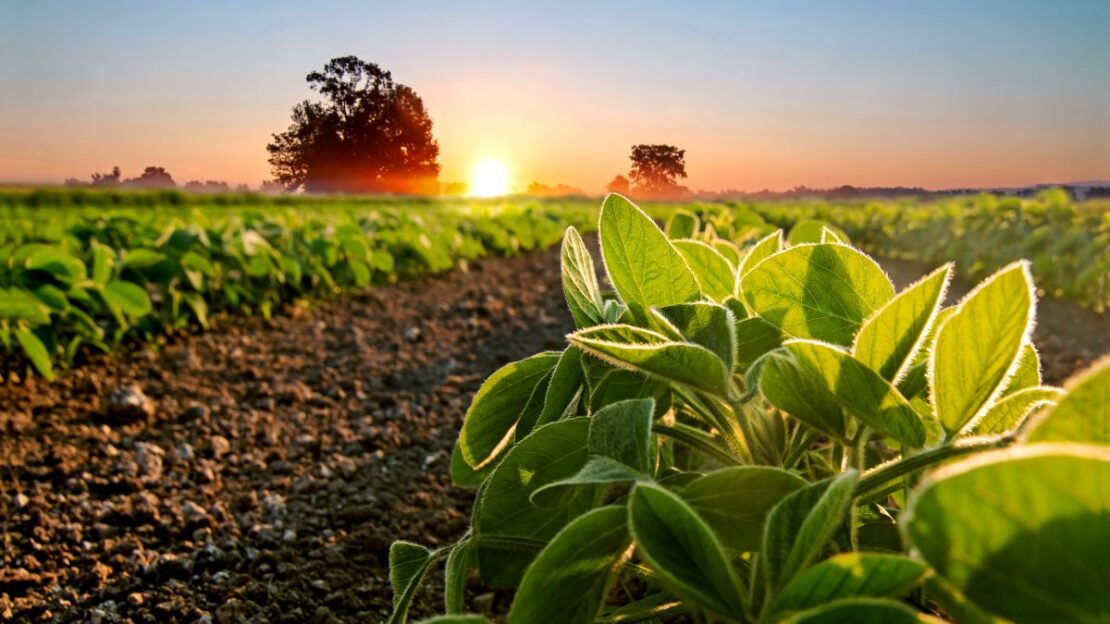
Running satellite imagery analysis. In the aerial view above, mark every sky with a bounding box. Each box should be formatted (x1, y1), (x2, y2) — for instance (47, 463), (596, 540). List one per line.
(1, 0), (1108, 192)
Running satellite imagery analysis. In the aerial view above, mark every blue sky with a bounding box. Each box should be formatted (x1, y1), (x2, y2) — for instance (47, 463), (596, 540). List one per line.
(1, 0), (1107, 190)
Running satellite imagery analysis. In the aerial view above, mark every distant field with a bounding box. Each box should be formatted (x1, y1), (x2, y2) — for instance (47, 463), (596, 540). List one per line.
(1, 187), (1106, 381)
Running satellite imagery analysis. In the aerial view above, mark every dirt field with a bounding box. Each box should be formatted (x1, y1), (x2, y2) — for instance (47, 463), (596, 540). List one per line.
(2, 245), (1107, 623)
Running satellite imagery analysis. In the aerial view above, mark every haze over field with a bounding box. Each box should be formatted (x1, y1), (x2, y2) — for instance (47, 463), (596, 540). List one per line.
(1, 0), (1108, 192)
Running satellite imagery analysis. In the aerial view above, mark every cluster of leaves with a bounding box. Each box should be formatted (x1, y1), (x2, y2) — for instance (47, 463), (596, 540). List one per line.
(0, 193), (595, 381)
(392, 194), (1109, 624)
(701, 188), (1109, 312)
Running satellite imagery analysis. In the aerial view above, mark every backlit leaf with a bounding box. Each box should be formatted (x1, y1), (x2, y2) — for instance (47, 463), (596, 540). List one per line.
(628, 483), (747, 617)
(904, 444), (1110, 624)
(673, 239), (735, 301)
(929, 262), (1034, 437)
(1026, 356), (1110, 444)
(599, 194), (700, 323)
(853, 264), (950, 382)
(458, 352), (560, 468)
(561, 226), (605, 328)
(742, 244), (894, 346)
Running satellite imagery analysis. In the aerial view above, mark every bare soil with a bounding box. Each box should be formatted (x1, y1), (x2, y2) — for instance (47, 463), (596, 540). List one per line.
(1, 247), (1106, 623)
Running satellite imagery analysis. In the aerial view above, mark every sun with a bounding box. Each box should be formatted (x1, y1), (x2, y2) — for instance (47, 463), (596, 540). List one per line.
(468, 159), (511, 197)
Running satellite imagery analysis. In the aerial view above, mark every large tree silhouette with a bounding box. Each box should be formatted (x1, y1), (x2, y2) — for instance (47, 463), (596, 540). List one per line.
(267, 56), (440, 194)
(628, 144), (687, 199)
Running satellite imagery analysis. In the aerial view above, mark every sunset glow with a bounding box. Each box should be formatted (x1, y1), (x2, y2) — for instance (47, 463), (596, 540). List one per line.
(468, 159), (511, 197)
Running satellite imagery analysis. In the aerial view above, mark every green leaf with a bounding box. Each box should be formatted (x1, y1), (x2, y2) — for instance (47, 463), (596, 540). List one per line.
(26, 247), (86, 282)
(514, 367), (556, 442)
(972, 386), (1063, 435)
(561, 226), (606, 328)
(929, 262), (1034, 437)
(628, 483), (747, 617)
(416, 616), (491, 624)
(853, 264), (950, 382)
(15, 327), (55, 380)
(713, 240), (742, 269)
(102, 280), (153, 319)
(741, 244), (894, 346)
(508, 506), (632, 624)
(535, 347), (585, 429)
(31, 284), (68, 312)
(760, 341), (925, 446)
(787, 220), (848, 246)
(777, 598), (931, 624)
(443, 541), (474, 614)
(121, 248), (166, 269)
(651, 302), (737, 371)
(766, 553), (927, 617)
(531, 456), (644, 507)
(762, 471), (858, 592)
(1000, 342), (1041, 396)
(91, 245), (115, 284)
(679, 466), (806, 552)
(599, 194), (700, 323)
(1026, 356), (1110, 444)
(758, 348), (845, 440)
(0, 288), (51, 324)
(904, 444), (1110, 624)
(458, 352), (560, 468)
(665, 209), (700, 239)
(570, 325), (731, 398)
(588, 368), (671, 416)
(737, 230), (783, 280)
(588, 398), (655, 472)
(450, 443), (498, 488)
(819, 226), (849, 245)
(474, 419), (594, 587)
(673, 239), (735, 302)
(735, 316), (786, 372)
(388, 541), (434, 624)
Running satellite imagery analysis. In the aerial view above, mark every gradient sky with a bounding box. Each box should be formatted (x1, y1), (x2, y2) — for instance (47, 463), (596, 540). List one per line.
(2, 1), (1108, 192)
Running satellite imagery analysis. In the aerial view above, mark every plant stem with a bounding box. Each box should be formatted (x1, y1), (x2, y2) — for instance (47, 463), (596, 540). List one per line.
(654, 424), (742, 467)
(853, 434), (1015, 501)
(847, 428), (868, 551)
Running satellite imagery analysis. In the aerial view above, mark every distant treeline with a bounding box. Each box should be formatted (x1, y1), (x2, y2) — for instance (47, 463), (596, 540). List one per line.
(692, 183), (1110, 202)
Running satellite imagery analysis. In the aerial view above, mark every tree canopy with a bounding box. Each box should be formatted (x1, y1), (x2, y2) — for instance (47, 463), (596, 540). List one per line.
(267, 56), (440, 194)
(628, 144), (687, 199)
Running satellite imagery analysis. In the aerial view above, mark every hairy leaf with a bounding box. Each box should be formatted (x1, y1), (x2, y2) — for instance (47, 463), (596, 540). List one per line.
(570, 325), (731, 398)
(628, 483), (747, 617)
(1026, 356), (1110, 444)
(458, 352), (560, 468)
(763, 471), (858, 591)
(508, 506), (631, 624)
(679, 466), (807, 552)
(853, 264), (950, 382)
(599, 194), (700, 323)
(929, 262), (1034, 437)
(904, 444), (1110, 624)
(561, 226), (605, 328)
(741, 244), (894, 346)
(673, 239), (735, 301)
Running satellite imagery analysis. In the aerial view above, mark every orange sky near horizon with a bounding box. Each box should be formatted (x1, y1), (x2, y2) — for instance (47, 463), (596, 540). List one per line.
(1, 2), (1107, 193)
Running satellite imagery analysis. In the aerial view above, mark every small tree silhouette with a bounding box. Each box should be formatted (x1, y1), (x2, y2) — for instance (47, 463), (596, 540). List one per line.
(628, 144), (687, 199)
(606, 174), (630, 195)
(124, 167), (176, 189)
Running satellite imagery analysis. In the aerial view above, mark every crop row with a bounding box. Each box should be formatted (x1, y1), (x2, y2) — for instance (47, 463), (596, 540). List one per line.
(392, 194), (1109, 624)
(680, 188), (1110, 312)
(0, 195), (596, 381)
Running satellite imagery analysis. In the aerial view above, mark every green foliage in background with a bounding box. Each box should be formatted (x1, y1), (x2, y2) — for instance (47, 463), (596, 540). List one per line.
(0, 190), (597, 380)
(393, 194), (1110, 624)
